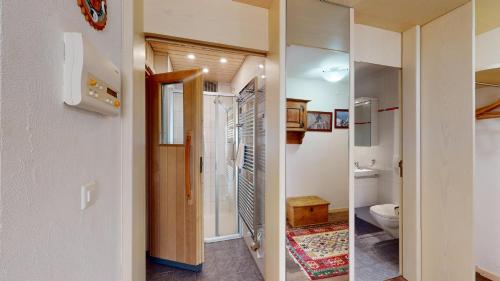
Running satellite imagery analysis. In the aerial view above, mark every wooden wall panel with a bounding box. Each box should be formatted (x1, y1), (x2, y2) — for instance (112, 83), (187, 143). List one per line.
(421, 2), (474, 280)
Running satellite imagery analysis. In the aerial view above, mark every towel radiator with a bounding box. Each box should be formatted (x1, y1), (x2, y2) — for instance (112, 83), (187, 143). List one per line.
(237, 79), (265, 248)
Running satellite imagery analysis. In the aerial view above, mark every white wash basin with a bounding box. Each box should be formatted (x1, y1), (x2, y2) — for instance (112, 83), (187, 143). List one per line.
(354, 168), (378, 178)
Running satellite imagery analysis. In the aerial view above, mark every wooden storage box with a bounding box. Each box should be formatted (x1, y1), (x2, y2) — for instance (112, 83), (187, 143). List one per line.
(286, 196), (330, 227)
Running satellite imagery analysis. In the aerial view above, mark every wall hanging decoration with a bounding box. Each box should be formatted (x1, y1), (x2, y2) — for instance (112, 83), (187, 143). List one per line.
(334, 109), (349, 129)
(307, 111), (333, 132)
(77, 0), (108, 30)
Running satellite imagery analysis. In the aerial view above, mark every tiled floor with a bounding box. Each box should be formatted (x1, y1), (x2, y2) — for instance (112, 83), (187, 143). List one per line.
(147, 239), (263, 281)
(355, 218), (399, 281)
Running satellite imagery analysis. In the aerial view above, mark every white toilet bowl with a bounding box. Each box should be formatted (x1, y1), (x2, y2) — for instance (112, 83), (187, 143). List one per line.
(370, 204), (399, 238)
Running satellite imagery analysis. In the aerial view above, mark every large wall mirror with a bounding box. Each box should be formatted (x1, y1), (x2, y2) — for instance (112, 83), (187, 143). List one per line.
(285, 1), (351, 280)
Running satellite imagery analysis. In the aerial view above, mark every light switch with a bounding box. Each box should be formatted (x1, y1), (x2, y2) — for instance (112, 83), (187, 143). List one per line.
(81, 181), (96, 210)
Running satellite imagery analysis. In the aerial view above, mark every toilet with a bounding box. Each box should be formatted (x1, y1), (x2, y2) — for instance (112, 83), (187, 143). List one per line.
(370, 204), (399, 238)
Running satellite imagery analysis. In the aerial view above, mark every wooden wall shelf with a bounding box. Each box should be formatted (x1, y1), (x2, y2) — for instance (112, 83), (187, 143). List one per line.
(286, 98), (310, 144)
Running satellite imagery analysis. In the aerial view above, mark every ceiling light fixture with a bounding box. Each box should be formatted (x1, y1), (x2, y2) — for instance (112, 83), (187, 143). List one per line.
(322, 67), (349, 83)
(202, 67), (209, 73)
(220, 57), (228, 64)
(261, 75), (266, 79)
(187, 54), (196, 60)
(258, 64), (264, 69)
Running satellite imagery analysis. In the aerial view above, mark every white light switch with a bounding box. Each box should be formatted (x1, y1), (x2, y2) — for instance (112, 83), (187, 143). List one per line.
(81, 181), (97, 210)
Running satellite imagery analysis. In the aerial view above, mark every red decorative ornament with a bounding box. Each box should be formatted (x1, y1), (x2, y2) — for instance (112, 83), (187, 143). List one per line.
(77, 0), (108, 30)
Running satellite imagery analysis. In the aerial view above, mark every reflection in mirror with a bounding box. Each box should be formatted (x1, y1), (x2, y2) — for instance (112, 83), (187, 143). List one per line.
(353, 62), (402, 280)
(160, 82), (183, 144)
(285, 44), (350, 281)
(355, 98), (378, 147)
(286, 1), (351, 280)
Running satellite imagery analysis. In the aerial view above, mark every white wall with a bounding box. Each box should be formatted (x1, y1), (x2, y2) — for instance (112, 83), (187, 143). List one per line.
(475, 86), (500, 278)
(231, 56), (266, 95)
(144, 0), (269, 51)
(476, 27), (500, 71)
(286, 78), (349, 209)
(354, 67), (401, 206)
(0, 1), (123, 281)
(354, 24), (402, 68)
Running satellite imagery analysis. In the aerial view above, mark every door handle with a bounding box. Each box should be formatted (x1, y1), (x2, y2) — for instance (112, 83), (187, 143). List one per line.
(185, 134), (192, 200)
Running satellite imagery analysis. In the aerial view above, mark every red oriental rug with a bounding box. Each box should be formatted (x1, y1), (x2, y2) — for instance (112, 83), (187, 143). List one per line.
(286, 223), (349, 280)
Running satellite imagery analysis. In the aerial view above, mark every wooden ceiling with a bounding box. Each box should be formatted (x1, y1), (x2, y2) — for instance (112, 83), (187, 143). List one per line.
(326, 0), (469, 32)
(476, 0), (500, 35)
(148, 40), (248, 83)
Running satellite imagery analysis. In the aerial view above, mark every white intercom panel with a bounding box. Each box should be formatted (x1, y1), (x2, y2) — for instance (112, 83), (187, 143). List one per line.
(63, 32), (121, 115)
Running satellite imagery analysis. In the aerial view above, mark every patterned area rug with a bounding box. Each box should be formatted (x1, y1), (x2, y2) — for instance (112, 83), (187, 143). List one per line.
(286, 223), (349, 280)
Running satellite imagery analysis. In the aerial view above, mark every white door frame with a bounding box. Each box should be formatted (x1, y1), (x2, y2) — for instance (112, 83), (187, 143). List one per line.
(121, 0), (147, 280)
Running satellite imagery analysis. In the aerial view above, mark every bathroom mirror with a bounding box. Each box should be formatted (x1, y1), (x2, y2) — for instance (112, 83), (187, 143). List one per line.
(355, 97), (378, 147)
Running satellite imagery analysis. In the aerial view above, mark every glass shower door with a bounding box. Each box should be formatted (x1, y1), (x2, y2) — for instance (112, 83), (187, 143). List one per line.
(203, 94), (239, 241)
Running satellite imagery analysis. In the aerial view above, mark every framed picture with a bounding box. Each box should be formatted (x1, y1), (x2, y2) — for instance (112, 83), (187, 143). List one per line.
(307, 111), (333, 132)
(334, 109), (349, 129)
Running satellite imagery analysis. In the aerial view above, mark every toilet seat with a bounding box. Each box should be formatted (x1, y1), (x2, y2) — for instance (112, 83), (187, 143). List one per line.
(370, 204), (399, 221)
(370, 204), (399, 237)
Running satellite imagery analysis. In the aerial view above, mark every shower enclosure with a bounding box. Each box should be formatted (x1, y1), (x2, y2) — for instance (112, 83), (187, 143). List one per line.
(203, 93), (240, 241)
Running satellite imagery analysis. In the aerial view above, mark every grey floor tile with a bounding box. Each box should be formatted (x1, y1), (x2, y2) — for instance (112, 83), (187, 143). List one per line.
(147, 238), (264, 281)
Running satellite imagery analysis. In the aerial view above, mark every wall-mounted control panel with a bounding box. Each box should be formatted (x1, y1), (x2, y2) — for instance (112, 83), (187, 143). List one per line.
(63, 32), (121, 115)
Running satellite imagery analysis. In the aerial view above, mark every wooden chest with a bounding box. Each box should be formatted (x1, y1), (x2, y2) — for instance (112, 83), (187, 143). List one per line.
(286, 196), (330, 227)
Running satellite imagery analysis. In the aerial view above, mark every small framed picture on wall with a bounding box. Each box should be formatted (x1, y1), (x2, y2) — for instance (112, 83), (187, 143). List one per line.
(307, 111), (333, 132)
(334, 109), (349, 129)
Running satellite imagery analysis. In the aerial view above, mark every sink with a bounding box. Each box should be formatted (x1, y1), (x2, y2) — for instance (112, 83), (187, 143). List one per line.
(354, 168), (378, 178)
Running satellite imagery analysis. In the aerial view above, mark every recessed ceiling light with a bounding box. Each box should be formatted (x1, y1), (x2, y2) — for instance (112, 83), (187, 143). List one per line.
(258, 64), (264, 69)
(261, 75), (266, 79)
(220, 57), (228, 64)
(202, 67), (209, 73)
(187, 54), (196, 60)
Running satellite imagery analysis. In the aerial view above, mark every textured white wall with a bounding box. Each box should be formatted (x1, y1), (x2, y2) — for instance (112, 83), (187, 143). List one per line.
(0, 1), (123, 281)
(475, 86), (500, 278)
(286, 77), (349, 209)
(144, 0), (269, 51)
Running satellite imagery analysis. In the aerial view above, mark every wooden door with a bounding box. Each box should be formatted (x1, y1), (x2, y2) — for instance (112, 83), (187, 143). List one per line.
(147, 69), (203, 270)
